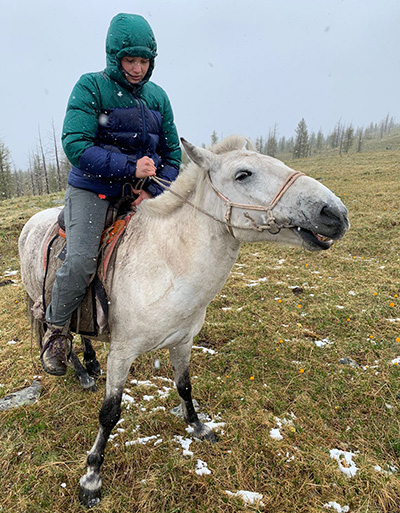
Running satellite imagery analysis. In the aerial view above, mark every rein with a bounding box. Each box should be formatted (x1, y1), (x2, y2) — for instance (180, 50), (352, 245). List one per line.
(150, 169), (304, 238)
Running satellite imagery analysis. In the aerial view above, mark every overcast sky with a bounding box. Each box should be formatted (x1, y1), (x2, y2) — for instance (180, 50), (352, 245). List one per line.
(1, 0), (399, 170)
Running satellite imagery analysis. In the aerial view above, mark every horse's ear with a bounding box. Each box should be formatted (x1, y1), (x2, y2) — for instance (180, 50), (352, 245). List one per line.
(181, 138), (219, 171)
(243, 138), (256, 151)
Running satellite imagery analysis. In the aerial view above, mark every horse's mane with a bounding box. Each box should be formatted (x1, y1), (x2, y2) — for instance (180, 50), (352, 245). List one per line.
(140, 135), (254, 217)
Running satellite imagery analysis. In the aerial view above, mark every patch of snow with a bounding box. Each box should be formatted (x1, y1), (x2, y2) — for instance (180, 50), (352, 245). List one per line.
(150, 406), (166, 413)
(143, 395), (154, 401)
(3, 270), (18, 276)
(125, 434), (161, 446)
(154, 376), (174, 383)
(323, 501), (349, 512)
(157, 386), (172, 399)
(314, 338), (334, 348)
(225, 490), (265, 506)
(374, 463), (398, 476)
(192, 345), (217, 355)
(130, 379), (156, 387)
(195, 459), (211, 475)
(329, 449), (359, 478)
(269, 428), (283, 440)
(173, 435), (193, 457)
(121, 393), (135, 404)
(7, 340), (17, 345)
(348, 291), (356, 296)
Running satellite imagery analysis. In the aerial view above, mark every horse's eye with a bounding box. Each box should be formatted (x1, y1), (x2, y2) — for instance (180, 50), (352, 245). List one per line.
(235, 170), (252, 182)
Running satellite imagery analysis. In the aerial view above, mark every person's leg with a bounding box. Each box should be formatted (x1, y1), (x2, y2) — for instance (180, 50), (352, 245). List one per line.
(41, 185), (109, 375)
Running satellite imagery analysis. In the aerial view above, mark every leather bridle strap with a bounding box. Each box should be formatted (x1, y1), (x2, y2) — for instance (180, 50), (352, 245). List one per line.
(150, 169), (304, 238)
(205, 170), (305, 236)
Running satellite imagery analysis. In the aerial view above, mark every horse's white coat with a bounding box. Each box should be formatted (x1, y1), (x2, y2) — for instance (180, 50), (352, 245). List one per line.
(18, 136), (349, 506)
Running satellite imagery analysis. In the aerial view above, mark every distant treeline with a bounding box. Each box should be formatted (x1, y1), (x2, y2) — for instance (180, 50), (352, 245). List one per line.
(0, 113), (398, 200)
(207, 113), (398, 160)
(0, 123), (70, 200)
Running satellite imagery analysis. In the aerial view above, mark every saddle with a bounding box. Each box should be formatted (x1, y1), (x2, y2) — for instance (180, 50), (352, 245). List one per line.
(42, 199), (135, 337)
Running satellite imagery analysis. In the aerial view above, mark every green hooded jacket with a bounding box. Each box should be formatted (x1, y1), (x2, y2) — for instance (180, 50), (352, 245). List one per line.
(62, 13), (181, 198)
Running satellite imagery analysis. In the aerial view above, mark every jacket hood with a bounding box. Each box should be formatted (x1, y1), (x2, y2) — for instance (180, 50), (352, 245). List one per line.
(105, 13), (157, 90)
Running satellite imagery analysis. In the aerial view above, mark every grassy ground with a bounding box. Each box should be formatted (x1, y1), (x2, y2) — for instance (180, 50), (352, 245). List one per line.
(0, 150), (400, 512)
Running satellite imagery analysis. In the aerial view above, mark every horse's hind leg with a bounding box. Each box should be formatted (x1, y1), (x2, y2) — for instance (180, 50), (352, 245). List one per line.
(26, 294), (45, 351)
(70, 349), (96, 391)
(79, 349), (135, 508)
(169, 342), (217, 442)
(82, 336), (101, 376)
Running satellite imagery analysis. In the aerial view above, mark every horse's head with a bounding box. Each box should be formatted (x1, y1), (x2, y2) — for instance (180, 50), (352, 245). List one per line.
(181, 136), (349, 250)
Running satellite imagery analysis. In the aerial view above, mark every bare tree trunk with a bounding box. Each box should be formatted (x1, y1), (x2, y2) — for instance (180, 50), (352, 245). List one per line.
(29, 163), (36, 196)
(356, 129), (363, 153)
(38, 127), (50, 194)
(52, 119), (62, 191)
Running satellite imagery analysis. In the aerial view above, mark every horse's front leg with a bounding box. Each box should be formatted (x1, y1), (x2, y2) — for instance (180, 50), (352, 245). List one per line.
(79, 350), (134, 508)
(169, 342), (217, 442)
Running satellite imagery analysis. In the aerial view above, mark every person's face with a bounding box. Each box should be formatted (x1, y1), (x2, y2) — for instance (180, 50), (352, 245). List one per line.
(121, 56), (150, 84)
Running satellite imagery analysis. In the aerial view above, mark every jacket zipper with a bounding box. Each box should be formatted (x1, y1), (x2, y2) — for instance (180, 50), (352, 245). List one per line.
(137, 97), (147, 156)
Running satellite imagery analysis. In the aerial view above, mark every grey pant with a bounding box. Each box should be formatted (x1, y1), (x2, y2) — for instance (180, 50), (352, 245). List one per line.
(46, 185), (110, 327)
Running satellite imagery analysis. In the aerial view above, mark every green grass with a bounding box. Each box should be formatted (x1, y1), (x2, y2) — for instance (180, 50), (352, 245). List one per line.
(1, 150), (400, 512)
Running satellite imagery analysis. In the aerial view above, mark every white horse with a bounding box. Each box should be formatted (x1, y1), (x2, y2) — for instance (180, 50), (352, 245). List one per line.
(19, 136), (349, 507)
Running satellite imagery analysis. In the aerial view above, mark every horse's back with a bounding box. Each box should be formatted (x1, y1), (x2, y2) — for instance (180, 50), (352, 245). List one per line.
(19, 207), (62, 300)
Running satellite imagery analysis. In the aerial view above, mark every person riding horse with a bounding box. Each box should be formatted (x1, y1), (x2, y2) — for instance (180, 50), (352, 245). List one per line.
(41, 13), (181, 376)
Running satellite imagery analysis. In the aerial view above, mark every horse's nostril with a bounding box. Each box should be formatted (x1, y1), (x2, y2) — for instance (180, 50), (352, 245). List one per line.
(321, 205), (341, 223)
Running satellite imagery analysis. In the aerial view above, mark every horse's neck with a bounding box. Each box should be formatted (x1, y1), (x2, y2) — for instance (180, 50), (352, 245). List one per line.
(125, 204), (241, 297)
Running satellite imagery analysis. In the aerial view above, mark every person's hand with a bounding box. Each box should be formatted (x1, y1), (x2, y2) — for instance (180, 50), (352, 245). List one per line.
(131, 189), (153, 207)
(135, 156), (156, 178)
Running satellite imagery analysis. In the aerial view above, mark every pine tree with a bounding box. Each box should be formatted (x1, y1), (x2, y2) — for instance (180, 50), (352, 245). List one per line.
(266, 127), (278, 157)
(293, 118), (309, 159)
(316, 130), (324, 153)
(210, 130), (218, 146)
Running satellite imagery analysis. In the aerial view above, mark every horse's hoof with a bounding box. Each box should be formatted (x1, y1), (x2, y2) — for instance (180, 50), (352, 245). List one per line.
(85, 358), (101, 377)
(79, 485), (101, 509)
(204, 430), (218, 443)
(191, 422), (218, 443)
(76, 373), (96, 391)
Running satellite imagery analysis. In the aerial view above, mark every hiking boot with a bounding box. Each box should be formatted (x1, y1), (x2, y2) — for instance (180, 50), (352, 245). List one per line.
(40, 327), (73, 376)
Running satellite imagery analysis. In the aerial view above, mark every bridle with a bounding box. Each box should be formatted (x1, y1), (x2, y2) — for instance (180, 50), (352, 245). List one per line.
(149, 169), (304, 238)
(204, 170), (304, 236)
